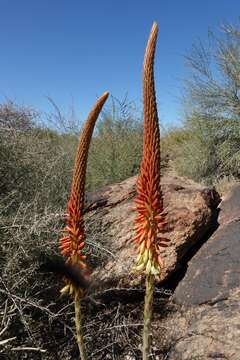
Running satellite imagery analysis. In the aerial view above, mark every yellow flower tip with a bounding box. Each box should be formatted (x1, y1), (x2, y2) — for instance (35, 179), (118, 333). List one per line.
(146, 259), (152, 274)
(60, 281), (85, 298)
(69, 283), (74, 296)
(132, 262), (145, 273)
(132, 247), (162, 278)
(60, 284), (70, 296)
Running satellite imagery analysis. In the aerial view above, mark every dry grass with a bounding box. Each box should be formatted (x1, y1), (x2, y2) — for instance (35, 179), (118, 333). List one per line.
(213, 176), (239, 197)
(0, 194), (174, 359)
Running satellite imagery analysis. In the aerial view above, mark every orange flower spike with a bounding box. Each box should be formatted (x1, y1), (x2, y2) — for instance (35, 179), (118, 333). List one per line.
(59, 91), (109, 295)
(132, 23), (167, 278)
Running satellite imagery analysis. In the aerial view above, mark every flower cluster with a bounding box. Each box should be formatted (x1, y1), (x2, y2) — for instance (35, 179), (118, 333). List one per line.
(59, 92), (109, 296)
(132, 22), (169, 278)
(60, 193), (87, 295)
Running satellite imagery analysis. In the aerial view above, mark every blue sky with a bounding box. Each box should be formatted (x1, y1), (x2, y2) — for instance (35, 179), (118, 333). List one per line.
(0, 0), (239, 127)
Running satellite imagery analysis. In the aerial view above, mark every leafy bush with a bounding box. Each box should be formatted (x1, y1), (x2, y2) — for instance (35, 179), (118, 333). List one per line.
(86, 98), (143, 190)
(172, 22), (240, 184)
(170, 115), (240, 185)
(0, 126), (75, 216)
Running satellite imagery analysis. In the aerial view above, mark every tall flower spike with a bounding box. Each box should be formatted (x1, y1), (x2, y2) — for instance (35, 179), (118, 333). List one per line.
(132, 22), (169, 278)
(60, 91), (109, 296)
(131, 22), (169, 360)
(59, 92), (109, 360)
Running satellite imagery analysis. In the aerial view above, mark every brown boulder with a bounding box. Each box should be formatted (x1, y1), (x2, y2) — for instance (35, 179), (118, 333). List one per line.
(173, 220), (240, 306)
(164, 185), (240, 360)
(85, 174), (220, 288)
(173, 184), (240, 305)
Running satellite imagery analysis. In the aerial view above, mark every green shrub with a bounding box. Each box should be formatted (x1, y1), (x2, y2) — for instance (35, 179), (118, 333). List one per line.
(86, 98), (143, 190)
(171, 22), (240, 184)
(0, 102), (77, 215)
(169, 113), (240, 184)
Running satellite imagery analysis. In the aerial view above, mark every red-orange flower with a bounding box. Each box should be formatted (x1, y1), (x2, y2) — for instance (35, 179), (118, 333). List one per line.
(60, 92), (109, 295)
(132, 23), (169, 277)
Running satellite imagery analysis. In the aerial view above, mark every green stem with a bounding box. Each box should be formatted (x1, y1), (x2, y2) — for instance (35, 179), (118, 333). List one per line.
(142, 273), (154, 360)
(74, 292), (87, 360)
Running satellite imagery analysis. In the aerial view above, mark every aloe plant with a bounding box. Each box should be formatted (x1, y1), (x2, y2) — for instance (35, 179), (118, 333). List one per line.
(59, 92), (109, 359)
(131, 22), (169, 359)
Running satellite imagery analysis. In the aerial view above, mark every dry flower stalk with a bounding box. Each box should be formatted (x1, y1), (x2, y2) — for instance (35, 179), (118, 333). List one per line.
(59, 91), (109, 359)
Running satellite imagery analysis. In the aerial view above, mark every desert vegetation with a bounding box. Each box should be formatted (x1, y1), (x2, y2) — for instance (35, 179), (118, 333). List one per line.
(0, 20), (239, 360)
(168, 23), (240, 186)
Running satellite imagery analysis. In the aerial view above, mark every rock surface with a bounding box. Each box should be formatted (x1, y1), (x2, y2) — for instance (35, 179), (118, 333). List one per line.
(84, 177), (240, 359)
(174, 183), (240, 305)
(85, 180), (240, 359)
(85, 174), (220, 287)
(165, 288), (240, 360)
(173, 220), (240, 305)
(165, 184), (240, 360)
(218, 183), (240, 226)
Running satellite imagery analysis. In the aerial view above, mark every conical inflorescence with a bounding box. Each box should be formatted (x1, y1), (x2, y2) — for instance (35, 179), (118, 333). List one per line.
(132, 22), (169, 278)
(59, 92), (109, 296)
